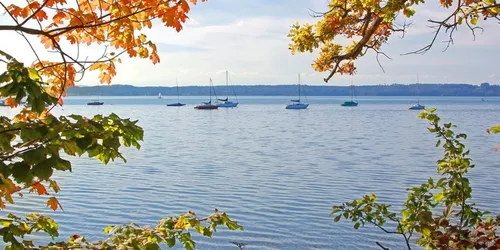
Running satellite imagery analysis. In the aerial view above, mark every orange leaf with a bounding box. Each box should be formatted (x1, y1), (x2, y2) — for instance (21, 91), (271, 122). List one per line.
(5, 97), (17, 108)
(32, 182), (49, 195)
(40, 35), (54, 49)
(7, 5), (23, 18)
(21, 7), (31, 18)
(53, 11), (67, 24)
(5, 193), (14, 204)
(47, 197), (63, 211)
(150, 53), (160, 64)
(35, 10), (49, 21)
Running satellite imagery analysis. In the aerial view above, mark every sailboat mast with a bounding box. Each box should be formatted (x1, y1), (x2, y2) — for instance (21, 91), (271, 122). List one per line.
(350, 80), (354, 101)
(226, 70), (229, 99)
(417, 74), (420, 102)
(209, 78), (212, 103)
(298, 73), (301, 102)
(176, 78), (180, 103)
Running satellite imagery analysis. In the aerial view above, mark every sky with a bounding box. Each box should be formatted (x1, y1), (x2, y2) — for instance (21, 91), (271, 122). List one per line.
(0, 0), (499, 86)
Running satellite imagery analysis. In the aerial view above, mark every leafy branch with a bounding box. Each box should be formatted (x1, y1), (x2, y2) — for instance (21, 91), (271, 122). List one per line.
(331, 109), (500, 249)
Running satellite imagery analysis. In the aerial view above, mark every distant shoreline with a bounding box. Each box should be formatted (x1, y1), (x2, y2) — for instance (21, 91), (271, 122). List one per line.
(67, 83), (498, 97)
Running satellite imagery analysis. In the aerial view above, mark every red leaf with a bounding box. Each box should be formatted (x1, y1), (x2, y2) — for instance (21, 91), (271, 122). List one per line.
(32, 182), (49, 195)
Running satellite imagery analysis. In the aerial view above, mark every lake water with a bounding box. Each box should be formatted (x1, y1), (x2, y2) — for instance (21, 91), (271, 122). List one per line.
(1, 96), (500, 249)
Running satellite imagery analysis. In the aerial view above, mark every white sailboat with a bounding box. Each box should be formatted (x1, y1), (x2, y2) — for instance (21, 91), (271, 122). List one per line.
(217, 70), (239, 108)
(158, 92), (162, 99)
(409, 75), (425, 110)
(286, 74), (309, 109)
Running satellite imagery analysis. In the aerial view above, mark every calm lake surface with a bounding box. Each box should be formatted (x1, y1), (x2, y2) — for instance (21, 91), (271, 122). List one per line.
(2, 96), (500, 249)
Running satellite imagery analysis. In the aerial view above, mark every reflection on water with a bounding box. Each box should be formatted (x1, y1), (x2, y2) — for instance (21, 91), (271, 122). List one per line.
(1, 96), (500, 249)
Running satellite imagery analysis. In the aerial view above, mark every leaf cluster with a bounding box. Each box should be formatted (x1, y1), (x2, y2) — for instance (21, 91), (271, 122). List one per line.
(0, 210), (243, 250)
(331, 108), (500, 249)
(289, 0), (500, 82)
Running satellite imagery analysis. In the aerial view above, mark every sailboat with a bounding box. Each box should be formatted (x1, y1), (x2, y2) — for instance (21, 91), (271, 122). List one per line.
(194, 78), (219, 110)
(87, 84), (103, 105)
(341, 82), (358, 107)
(285, 74), (309, 109)
(217, 70), (238, 108)
(408, 75), (425, 110)
(167, 79), (186, 107)
(158, 92), (162, 99)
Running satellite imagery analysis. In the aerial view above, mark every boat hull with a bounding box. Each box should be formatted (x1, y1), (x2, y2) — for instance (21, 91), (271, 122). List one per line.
(218, 102), (238, 108)
(409, 104), (425, 110)
(341, 101), (358, 107)
(167, 103), (186, 107)
(87, 102), (104, 105)
(286, 103), (309, 109)
(194, 104), (219, 110)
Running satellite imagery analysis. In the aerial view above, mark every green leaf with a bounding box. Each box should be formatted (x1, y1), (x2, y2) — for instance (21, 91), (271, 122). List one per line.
(54, 158), (71, 171)
(21, 147), (47, 165)
(62, 141), (78, 155)
(32, 161), (53, 180)
(20, 127), (41, 142)
(165, 237), (175, 248)
(11, 162), (32, 184)
(353, 222), (360, 229)
(333, 215), (341, 222)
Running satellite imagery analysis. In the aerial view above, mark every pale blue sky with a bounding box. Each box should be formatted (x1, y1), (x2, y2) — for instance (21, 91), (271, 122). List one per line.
(0, 0), (498, 86)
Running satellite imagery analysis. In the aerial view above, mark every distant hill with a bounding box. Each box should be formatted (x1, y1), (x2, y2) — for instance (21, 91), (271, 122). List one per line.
(66, 83), (499, 96)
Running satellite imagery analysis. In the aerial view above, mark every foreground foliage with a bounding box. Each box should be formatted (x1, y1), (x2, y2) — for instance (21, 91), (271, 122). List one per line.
(289, 0), (500, 82)
(1, 0), (243, 249)
(332, 109), (500, 249)
(1, 210), (242, 250)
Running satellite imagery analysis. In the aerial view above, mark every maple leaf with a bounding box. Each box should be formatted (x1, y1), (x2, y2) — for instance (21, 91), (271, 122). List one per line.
(39, 35), (55, 49)
(99, 72), (112, 84)
(47, 197), (63, 211)
(53, 11), (67, 24)
(5, 97), (17, 108)
(150, 53), (160, 64)
(7, 5), (22, 17)
(32, 182), (49, 195)
(35, 10), (49, 21)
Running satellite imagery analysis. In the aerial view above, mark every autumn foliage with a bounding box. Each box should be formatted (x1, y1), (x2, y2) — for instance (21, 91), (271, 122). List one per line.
(1, 0), (206, 108)
(0, 1), (243, 249)
(289, 0), (500, 82)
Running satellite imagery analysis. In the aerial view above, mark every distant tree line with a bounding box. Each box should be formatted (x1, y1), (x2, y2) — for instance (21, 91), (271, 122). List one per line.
(66, 83), (499, 96)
